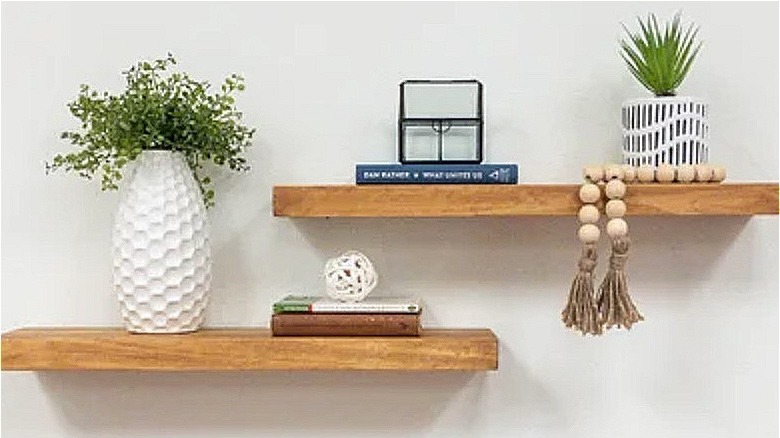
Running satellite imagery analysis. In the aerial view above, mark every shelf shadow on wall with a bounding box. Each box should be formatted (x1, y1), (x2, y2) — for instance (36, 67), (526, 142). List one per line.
(283, 215), (754, 294)
(36, 371), (486, 434)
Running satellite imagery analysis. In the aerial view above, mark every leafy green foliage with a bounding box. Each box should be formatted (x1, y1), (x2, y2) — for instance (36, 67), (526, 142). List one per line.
(620, 12), (702, 97)
(46, 53), (256, 208)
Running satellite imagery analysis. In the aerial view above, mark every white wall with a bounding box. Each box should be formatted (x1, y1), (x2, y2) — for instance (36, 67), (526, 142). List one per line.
(2, 2), (777, 437)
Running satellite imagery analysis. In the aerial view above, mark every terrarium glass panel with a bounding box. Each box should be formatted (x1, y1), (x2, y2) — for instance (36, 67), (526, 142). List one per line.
(403, 82), (480, 119)
(401, 120), (480, 162)
(402, 125), (439, 161)
(441, 125), (479, 161)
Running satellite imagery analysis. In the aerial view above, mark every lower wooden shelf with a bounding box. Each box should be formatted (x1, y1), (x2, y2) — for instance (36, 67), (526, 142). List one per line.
(0, 327), (498, 371)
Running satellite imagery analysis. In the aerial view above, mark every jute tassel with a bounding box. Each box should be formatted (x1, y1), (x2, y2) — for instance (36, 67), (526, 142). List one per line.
(597, 237), (643, 329)
(562, 243), (603, 336)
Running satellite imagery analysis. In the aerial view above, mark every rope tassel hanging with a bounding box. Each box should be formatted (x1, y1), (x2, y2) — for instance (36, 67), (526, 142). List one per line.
(598, 237), (643, 329)
(562, 243), (602, 336)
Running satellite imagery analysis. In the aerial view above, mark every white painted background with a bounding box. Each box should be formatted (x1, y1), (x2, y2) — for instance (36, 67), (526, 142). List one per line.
(2, 2), (777, 437)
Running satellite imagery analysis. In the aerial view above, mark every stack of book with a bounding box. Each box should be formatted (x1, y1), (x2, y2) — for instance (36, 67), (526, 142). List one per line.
(355, 163), (519, 185)
(271, 295), (422, 336)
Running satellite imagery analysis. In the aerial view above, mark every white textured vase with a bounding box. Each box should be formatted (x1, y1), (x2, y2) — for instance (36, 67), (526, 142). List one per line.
(112, 150), (211, 333)
(621, 96), (709, 167)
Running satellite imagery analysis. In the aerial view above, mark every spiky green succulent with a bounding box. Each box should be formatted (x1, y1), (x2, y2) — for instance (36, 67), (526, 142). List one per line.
(620, 12), (702, 97)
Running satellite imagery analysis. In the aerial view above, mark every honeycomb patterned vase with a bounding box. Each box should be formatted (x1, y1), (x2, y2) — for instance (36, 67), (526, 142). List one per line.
(113, 150), (211, 333)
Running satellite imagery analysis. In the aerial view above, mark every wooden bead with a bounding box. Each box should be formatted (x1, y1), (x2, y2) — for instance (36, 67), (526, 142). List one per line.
(582, 165), (604, 183)
(578, 204), (600, 224)
(711, 165), (727, 182)
(578, 224), (601, 243)
(620, 165), (636, 182)
(656, 165), (676, 183)
(676, 164), (695, 183)
(694, 164), (713, 182)
(606, 218), (628, 238)
(604, 164), (624, 180)
(636, 166), (655, 183)
(579, 183), (601, 203)
(605, 199), (626, 218)
(605, 179), (626, 199)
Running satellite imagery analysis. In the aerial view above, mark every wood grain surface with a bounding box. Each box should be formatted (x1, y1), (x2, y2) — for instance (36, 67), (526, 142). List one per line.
(272, 183), (779, 217)
(1, 327), (498, 371)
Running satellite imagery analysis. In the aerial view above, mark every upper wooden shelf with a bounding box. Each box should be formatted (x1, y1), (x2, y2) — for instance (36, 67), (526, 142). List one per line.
(273, 183), (779, 217)
(0, 327), (498, 371)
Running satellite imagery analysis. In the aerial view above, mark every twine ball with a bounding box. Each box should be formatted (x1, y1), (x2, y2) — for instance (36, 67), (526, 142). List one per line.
(636, 166), (655, 183)
(676, 165), (695, 183)
(578, 224), (601, 244)
(605, 199), (626, 218)
(694, 164), (713, 182)
(604, 164), (624, 181)
(579, 183), (601, 203)
(656, 165), (676, 183)
(711, 165), (727, 182)
(324, 251), (378, 302)
(578, 204), (600, 224)
(605, 179), (627, 199)
(582, 165), (604, 183)
(606, 218), (629, 238)
(620, 165), (637, 182)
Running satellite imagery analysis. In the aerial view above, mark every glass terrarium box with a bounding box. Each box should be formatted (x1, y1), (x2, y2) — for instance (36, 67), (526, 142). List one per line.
(398, 80), (484, 164)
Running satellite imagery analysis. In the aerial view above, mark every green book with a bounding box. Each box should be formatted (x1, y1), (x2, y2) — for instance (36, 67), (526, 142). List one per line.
(273, 295), (422, 314)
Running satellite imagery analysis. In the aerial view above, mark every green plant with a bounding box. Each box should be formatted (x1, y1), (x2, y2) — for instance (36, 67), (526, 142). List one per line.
(620, 12), (702, 97)
(46, 53), (256, 208)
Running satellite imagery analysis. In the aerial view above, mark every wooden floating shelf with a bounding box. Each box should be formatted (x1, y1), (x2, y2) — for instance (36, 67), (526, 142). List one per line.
(273, 183), (779, 217)
(0, 327), (498, 371)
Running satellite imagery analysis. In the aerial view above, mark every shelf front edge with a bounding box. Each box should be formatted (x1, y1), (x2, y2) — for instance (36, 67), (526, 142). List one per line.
(1, 327), (498, 371)
(272, 183), (779, 217)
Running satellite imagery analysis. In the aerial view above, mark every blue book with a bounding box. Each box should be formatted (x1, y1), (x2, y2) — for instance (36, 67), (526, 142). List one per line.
(356, 163), (518, 184)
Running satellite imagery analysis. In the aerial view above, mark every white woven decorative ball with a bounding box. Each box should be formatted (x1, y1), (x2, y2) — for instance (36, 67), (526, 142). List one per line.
(676, 165), (695, 183)
(324, 251), (378, 302)
(605, 179), (627, 199)
(578, 224), (601, 244)
(579, 183), (601, 203)
(578, 205), (600, 224)
(606, 218), (629, 238)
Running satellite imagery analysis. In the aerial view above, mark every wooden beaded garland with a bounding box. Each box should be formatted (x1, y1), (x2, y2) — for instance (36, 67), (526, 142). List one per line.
(578, 204), (600, 224)
(711, 165), (727, 182)
(579, 183), (601, 203)
(636, 165), (655, 183)
(656, 165), (675, 183)
(606, 218), (628, 238)
(605, 199), (626, 218)
(693, 164), (713, 182)
(582, 165), (604, 183)
(604, 164), (623, 181)
(564, 162), (643, 335)
(605, 179), (626, 199)
(578, 223), (601, 243)
(676, 165), (695, 183)
(620, 164), (636, 182)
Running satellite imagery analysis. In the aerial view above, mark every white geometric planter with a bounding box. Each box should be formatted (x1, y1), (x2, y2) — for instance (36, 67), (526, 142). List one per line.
(112, 150), (211, 333)
(621, 96), (709, 167)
